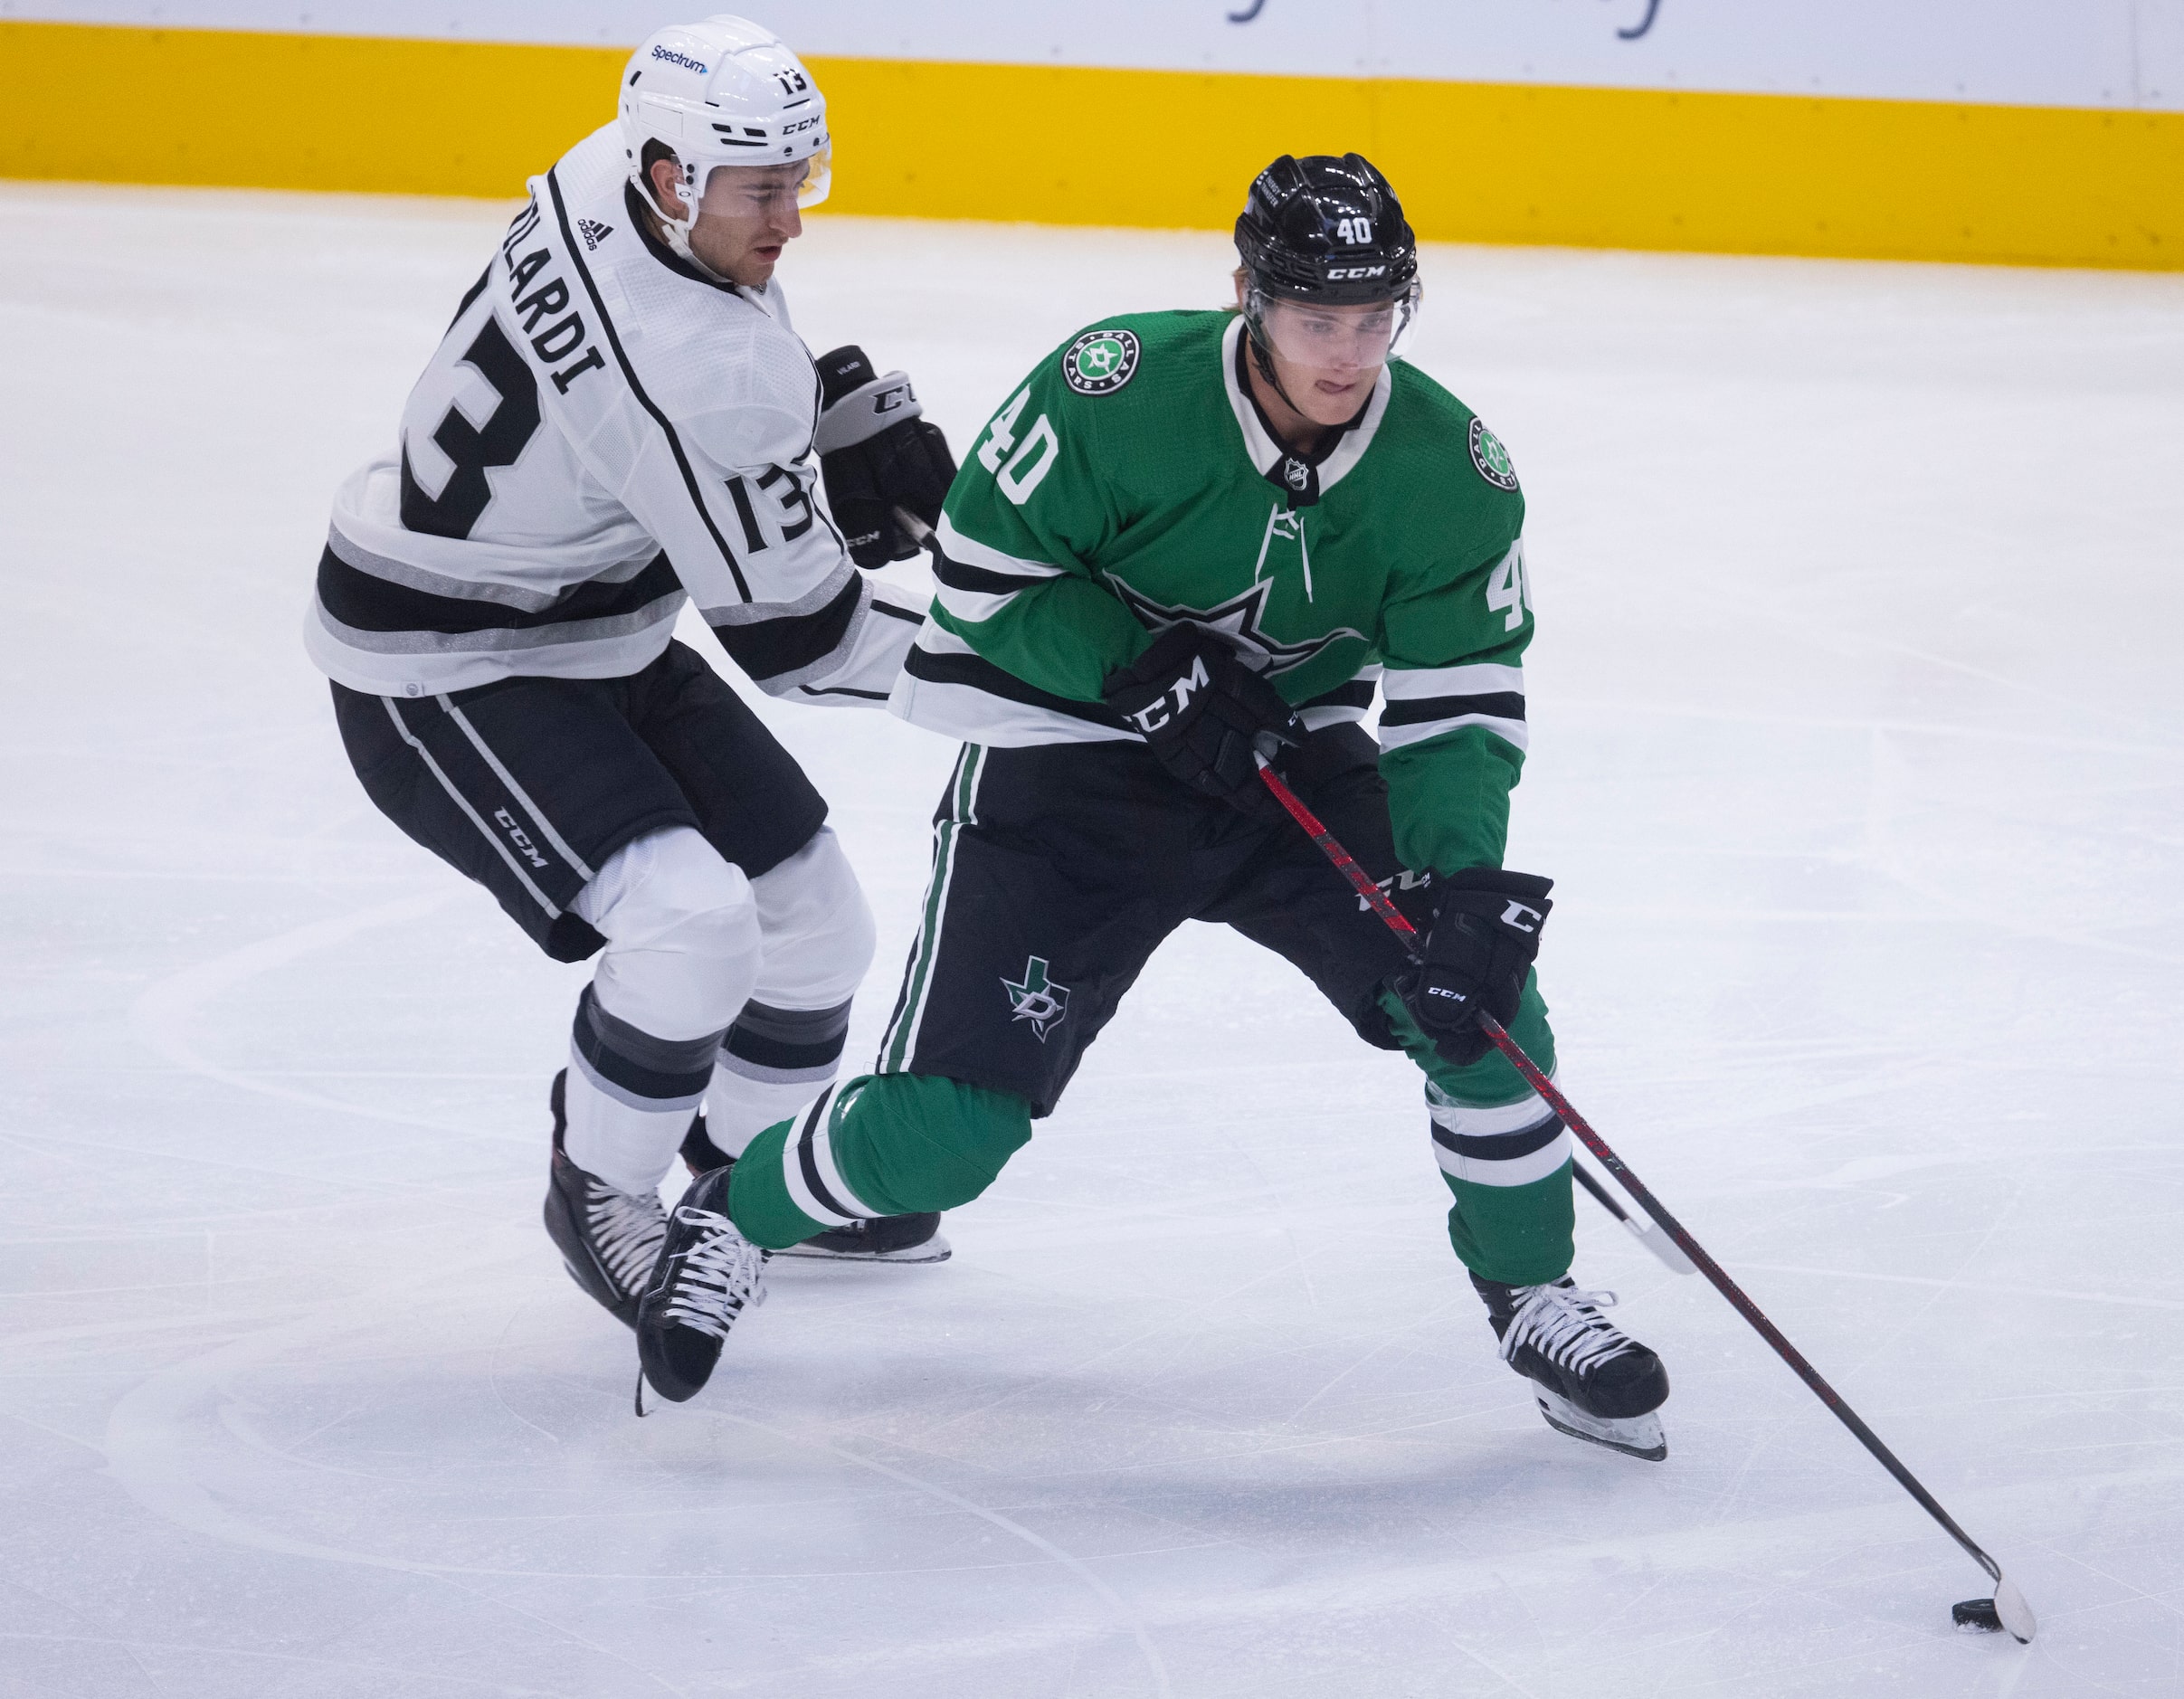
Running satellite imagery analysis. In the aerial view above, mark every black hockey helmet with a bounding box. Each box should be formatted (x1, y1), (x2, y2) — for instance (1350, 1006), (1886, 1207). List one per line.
(1234, 153), (1418, 306)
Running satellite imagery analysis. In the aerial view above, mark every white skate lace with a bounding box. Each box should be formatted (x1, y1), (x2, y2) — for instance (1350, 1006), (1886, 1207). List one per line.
(1501, 1282), (1632, 1377)
(659, 1206), (769, 1339)
(584, 1181), (667, 1298)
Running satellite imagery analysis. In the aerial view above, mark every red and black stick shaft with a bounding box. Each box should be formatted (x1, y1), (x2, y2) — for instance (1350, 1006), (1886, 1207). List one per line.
(1253, 755), (2028, 1628)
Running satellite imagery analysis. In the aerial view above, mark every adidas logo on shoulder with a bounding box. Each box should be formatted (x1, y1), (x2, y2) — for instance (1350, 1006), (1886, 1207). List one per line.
(577, 218), (613, 252)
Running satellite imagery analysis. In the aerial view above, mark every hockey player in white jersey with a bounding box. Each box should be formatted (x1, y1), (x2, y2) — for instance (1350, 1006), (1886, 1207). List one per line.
(307, 16), (954, 1326)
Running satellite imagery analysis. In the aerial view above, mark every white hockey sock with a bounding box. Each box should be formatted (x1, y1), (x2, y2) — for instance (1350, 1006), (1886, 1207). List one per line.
(562, 828), (762, 1196)
(703, 996), (854, 1159)
(564, 1050), (697, 1199)
(695, 829), (873, 1162)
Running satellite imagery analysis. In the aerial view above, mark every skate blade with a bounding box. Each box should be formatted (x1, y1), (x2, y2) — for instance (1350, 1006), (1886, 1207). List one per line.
(774, 1233), (954, 1265)
(1534, 1389), (1667, 1461)
(558, 1258), (639, 1330)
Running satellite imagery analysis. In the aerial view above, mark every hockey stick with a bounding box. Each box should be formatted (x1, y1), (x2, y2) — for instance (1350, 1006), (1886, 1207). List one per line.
(1252, 753), (2037, 1643)
(1572, 1154), (1695, 1275)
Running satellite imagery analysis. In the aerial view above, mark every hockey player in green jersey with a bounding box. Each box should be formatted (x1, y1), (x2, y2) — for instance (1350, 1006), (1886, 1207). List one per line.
(635, 154), (1672, 1458)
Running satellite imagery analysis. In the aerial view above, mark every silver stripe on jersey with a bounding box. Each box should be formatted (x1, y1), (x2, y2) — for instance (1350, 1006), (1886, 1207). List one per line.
(698, 556), (856, 627)
(327, 522), (661, 614)
(303, 599), (679, 697)
(313, 592), (684, 657)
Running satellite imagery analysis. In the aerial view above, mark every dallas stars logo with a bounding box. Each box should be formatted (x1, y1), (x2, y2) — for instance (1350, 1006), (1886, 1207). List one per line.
(1468, 417), (1519, 491)
(1002, 956), (1070, 1041)
(1106, 575), (1364, 677)
(1061, 327), (1140, 396)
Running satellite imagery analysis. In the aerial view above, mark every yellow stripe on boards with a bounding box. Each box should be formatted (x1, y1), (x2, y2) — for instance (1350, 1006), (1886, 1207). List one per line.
(0, 23), (617, 198)
(3, 21), (2179, 270)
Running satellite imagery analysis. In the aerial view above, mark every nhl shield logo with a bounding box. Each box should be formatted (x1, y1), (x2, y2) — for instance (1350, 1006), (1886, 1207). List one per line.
(1468, 417), (1520, 492)
(1002, 956), (1070, 1041)
(1062, 328), (1140, 396)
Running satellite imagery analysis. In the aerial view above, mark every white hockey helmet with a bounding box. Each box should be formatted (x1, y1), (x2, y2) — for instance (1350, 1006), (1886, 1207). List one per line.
(621, 15), (831, 244)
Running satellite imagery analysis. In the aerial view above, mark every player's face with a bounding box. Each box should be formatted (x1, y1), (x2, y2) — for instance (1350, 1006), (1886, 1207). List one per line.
(688, 160), (811, 287)
(1258, 298), (1393, 425)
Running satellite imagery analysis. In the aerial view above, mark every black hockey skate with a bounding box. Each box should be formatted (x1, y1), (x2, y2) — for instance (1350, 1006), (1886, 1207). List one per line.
(1473, 1273), (1670, 1461)
(681, 1113), (951, 1264)
(542, 1069), (668, 1330)
(634, 1164), (771, 1406)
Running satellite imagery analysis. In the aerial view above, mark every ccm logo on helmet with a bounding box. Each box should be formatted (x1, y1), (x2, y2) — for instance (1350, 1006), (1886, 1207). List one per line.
(1325, 264), (1388, 280)
(782, 115), (823, 136)
(650, 44), (708, 73)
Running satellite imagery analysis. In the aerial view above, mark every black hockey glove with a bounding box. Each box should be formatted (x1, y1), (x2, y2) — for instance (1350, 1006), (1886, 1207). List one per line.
(814, 344), (956, 568)
(1102, 624), (1304, 812)
(1396, 868), (1555, 1066)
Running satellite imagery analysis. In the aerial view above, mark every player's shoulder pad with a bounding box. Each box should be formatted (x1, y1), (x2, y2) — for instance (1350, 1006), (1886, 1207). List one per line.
(1388, 361), (1524, 500)
(615, 280), (817, 460)
(1043, 310), (1221, 404)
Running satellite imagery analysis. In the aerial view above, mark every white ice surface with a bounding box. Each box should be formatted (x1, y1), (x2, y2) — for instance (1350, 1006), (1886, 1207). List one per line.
(3, 182), (2181, 1696)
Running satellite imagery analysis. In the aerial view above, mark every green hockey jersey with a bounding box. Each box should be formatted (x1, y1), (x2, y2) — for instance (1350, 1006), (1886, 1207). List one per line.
(888, 310), (1533, 874)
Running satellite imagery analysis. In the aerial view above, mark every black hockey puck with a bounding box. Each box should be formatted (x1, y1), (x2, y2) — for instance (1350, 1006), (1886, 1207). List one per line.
(1952, 1598), (2005, 1632)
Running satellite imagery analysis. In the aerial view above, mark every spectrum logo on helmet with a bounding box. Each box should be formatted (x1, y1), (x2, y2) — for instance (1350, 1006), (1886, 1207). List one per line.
(650, 45), (708, 73)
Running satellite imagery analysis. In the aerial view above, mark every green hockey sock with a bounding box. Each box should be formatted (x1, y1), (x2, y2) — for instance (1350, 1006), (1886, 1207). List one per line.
(1378, 972), (1574, 1286)
(727, 1073), (1032, 1249)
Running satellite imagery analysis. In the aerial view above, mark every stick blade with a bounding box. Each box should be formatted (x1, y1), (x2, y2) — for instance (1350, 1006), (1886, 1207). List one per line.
(1624, 1212), (1697, 1276)
(1994, 1575), (2037, 1643)
(1952, 1577), (2036, 1644)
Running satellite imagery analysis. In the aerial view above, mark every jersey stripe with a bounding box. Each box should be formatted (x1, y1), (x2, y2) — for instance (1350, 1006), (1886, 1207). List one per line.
(1381, 691), (1527, 727)
(710, 569), (867, 685)
(546, 168), (753, 603)
(1382, 662), (1524, 700)
(1381, 662), (1527, 752)
(316, 542), (680, 638)
(901, 637), (1125, 728)
(1296, 675), (1378, 731)
(1379, 713), (1529, 754)
(933, 516), (1067, 581)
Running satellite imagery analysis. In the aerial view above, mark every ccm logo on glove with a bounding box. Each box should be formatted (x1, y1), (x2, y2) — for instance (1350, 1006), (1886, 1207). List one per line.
(1396, 868), (1555, 1066)
(1102, 625), (1302, 814)
(1117, 653), (1211, 734)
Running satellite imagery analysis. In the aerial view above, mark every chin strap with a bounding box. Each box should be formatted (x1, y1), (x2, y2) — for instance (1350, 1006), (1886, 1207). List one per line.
(1245, 322), (1311, 420)
(636, 178), (736, 285)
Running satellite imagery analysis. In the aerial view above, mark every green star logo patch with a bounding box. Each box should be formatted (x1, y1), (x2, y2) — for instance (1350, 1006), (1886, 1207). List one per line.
(1062, 327), (1140, 396)
(1001, 956), (1070, 1041)
(1468, 417), (1519, 491)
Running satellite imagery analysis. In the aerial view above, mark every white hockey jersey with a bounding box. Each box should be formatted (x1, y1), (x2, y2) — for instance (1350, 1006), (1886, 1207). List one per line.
(305, 124), (922, 703)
